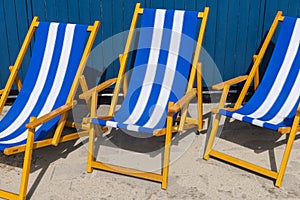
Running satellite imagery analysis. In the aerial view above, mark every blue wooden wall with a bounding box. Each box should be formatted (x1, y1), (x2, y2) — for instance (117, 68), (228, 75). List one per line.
(0, 0), (299, 89)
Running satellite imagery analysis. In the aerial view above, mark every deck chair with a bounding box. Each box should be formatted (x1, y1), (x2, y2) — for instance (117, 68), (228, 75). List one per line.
(204, 11), (300, 187)
(0, 17), (99, 199)
(79, 3), (209, 189)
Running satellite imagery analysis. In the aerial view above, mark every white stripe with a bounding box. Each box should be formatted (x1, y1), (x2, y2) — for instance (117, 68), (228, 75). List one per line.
(144, 11), (185, 128)
(0, 23), (59, 140)
(248, 19), (300, 119)
(123, 9), (166, 125)
(265, 70), (300, 125)
(233, 70), (300, 128)
(0, 24), (76, 144)
(126, 124), (140, 132)
(106, 121), (118, 128)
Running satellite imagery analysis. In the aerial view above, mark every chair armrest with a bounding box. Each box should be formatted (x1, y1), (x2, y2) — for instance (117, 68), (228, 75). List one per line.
(79, 78), (117, 99)
(169, 88), (197, 113)
(212, 75), (248, 90)
(26, 102), (75, 129)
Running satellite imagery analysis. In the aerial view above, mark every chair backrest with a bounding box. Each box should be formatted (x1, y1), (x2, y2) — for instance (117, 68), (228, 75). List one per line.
(233, 17), (300, 129)
(0, 22), (88, 150)
(113, 8), (199, 132)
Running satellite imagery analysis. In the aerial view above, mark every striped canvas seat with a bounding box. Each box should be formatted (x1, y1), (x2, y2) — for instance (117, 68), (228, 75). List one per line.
(0, 22), (88, 150)
(92, 8), (198, 134)
(204, 12), (300, 188)
(219, 17), (300, 131)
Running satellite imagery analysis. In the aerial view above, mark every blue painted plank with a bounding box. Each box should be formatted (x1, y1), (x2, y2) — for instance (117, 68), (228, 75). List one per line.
(0, 1), (10, 88)
(223, 0), (239, 81)
(100, 0), (115, 81)
(3, 0), (20, 65)
(87, 0), (103, 87)
(287, 0), (300, 17)
(163, 0), (174, 10)
(67, 0), (80, 23)
(174, 0), (184, 10)
(56, 0), (69, 23)
(15, 1), (31, 81)
(45, 0), (57, 21)
(200, 0), (218, 85)
(78, 0), (91, 24)
(31, 0), (45, 21)
(151, 0), (164, 8)
(185, 0), (196, 11)
(213, 0), (229, 81)
(245, 0), (262, 73)
(234, 0), (251, 76)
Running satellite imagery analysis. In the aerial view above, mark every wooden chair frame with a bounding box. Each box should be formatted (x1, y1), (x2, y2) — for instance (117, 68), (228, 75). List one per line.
(0, 17), (99, 200)
(79, 3), (209, 189)
(204, 11), (299, 187)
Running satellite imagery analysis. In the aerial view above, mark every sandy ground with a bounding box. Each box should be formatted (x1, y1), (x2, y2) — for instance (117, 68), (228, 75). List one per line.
(0, 103), (300, 200)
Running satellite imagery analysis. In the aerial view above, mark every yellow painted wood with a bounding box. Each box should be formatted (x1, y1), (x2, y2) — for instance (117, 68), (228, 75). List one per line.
(209, 150), (278, 179)
(87, 124), (95, 173)
(234, 11), (283, 109)
(178, 8), (209, 132)
(19, 117), (36, 199)
(108, 3), (142, 116)
(212, 75), (248, 90)
(79, 78), (117, 99)
(91, 161), (163, 182)
(275, 104), (300, 187)
(0, 190), (19, 200)
(9, 66), (22, 91)
(278, 127), (300, 134)
(119, 54), (128, 97)
(79, 75), (91, 106)
(162, 102), (174, 189)
(197, 62), (203, 130)
(0, 16), (39, 113)
(252, 54), (259, 90)
(185, 117), (199, 125)
(169, 89), (197, 113)
(87, 90), (100, 172)
(26, 103), (73, 129)
(203, 113), (221, 160)
(4, 131), (88, 155)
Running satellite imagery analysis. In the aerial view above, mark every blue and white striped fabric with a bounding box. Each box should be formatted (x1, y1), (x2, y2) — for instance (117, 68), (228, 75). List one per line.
(0, 22), (88, 150)
(219, 17), (300, 131)
(92, 8), (198, 134)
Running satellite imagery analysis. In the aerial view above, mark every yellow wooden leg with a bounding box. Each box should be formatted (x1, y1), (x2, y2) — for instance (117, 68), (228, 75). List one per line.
(275, 115), (299, 187)
(203, 114), (221, 160)
(19, 117), (36, 200)
(197, 62), (203, 130)
(87, 124), (95, 173)
(162, 102), (174, 189)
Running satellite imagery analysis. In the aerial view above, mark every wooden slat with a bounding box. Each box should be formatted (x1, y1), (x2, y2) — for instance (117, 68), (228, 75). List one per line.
(0, 190), (19, 200)
(212, 75), (248, 90)
(209, 150), (278, 179)
(91, 161), (163, 183)
(26, 103), (73, 129)
(3, 131), (88, 155)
